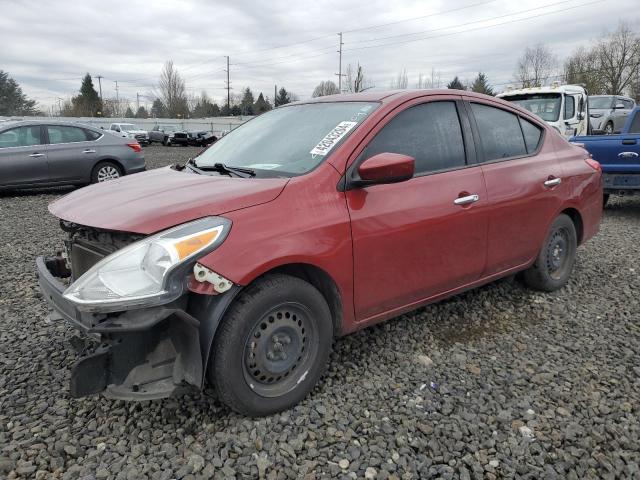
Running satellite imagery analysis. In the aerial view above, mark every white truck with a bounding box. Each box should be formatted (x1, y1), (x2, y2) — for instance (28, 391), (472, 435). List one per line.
(497, 83), (589, 138)
(107, 123), (149, 145)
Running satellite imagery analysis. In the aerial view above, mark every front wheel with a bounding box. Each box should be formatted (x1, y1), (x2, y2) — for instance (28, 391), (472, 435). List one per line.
(603, 193), (610, 208)
(163, 137), (171, 146)
(522, 214), (577, 292)
(209, 274), (333, 416)
(604, 122), (614, 135)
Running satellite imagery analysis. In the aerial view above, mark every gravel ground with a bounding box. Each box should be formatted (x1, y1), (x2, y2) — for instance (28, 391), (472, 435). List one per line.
(1, 145), (639, 479)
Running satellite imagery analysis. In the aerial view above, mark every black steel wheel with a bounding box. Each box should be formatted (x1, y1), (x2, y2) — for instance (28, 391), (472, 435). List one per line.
(522, 214), (577, 292)
(209, 274), (333, 416)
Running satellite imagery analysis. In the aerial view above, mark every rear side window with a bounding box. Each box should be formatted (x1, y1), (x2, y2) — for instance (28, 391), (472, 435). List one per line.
(471, 103), (527, 161)
(519, 117), (543, 153)
(564, 96), (576, 120)
(47, 125), (90, 144)
(0, 126), (42, 148)
(84, 129), (101, 141)
(362, 101), (466, 175)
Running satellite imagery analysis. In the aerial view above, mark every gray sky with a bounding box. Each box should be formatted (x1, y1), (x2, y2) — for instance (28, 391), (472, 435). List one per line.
(0, 0), (635, 111)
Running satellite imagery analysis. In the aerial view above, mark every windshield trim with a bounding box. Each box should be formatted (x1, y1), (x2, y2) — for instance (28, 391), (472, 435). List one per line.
(194, 101), (381, 179)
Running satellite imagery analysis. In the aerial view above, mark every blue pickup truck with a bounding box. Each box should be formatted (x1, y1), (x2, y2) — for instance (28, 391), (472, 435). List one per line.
(571, 106), (640, 205)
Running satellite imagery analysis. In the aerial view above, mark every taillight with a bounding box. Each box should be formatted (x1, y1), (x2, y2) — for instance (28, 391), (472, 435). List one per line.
(127, 143), (142, 153)
(585, 158), (601, 172)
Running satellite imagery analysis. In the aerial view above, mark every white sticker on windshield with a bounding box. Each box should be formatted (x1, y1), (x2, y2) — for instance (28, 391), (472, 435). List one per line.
(310, 121), (358, 156)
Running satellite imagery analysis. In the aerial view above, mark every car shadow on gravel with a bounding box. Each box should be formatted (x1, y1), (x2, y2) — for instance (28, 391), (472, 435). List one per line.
(0, 186), (74, 198)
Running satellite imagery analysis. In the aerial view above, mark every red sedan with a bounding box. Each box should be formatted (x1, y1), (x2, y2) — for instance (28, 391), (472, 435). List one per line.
(37, 90), (602, 416)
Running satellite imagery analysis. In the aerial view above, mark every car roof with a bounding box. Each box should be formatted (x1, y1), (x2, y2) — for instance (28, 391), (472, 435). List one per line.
(300, 89), (480, 104)
(0, 119), (100, 131)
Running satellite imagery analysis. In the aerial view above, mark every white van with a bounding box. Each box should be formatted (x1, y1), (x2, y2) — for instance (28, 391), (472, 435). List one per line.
(497, 84), (589, 138)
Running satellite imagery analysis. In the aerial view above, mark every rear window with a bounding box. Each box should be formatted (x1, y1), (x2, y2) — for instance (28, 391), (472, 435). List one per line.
(471, 103), (527, 161)
(47, 125), (91, 144)
(519, 117), (543, 153)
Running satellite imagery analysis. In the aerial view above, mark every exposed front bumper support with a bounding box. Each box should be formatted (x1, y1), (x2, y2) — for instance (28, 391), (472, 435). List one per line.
(37, 255), (203, 400)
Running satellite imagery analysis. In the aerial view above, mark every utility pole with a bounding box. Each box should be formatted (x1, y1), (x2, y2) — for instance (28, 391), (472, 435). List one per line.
(136, 92), (140, 112)
(96, 75), (103, 101)
(56, 97), (63, 117)
(336, 32), (345, 93)
(274, 84), (277, 107)
(114, 81), (119, 116)
(224, 56), (231, 114)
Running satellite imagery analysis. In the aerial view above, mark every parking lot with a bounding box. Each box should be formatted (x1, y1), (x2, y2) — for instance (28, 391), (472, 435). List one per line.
(1, 145), (639, 479)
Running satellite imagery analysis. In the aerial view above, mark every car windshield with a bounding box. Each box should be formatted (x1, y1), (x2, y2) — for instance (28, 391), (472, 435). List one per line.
(195, 102), (377, 177)
(588, 97), (614, 109)
(162, 125), (178, 132)
(120, 124), (138, 131)
(507, 93), (562, 122)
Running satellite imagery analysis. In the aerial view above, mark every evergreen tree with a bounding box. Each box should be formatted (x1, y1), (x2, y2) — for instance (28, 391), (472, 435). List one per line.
(211, 103), (221, 117)
(151, 99), (166, 118)
(240, 87), (255, 115)
(275, 87), (291, 107)
(135, 106), (149, 118)
(470, 72), (494, 95)
(253, 92), (271, 113)
(124, 106), (134, 118)
(72, 73), (102, 116)
(0, 70), (38, 115)
(446, 76), (465, 90)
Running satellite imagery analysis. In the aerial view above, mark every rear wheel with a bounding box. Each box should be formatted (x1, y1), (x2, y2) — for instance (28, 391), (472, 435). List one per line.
(209, 274), (333, 416)
(603, 193), (610, 208)
(522, 214), (577, 292)
(91, 161), (122, 183)
(163, 137), (171, 146)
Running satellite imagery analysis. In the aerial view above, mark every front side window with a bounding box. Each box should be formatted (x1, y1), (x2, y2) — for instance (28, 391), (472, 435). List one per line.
(195, 102), (378, 177)
(564, 95), (576, 120)
(47, 126), (90, 144)
(471, 103), (527, 161)
(0, 126), (42, 148)
(361, 101), (466, 175)
(508, 93), (562, 122)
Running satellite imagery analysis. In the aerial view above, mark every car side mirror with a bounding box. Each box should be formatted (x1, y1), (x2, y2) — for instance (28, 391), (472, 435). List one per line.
(353, 153), (414, 187)
(577, 112), (585, 120)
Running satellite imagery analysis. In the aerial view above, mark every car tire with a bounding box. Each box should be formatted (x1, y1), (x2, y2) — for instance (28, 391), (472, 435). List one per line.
(91, 161), (122, 183)
(163, 137), (171, 146)
(209, 274), (333, 417)
(604, 122), (614, 135)
(603, 193), (610, 208)
(522, 214), (577, 292)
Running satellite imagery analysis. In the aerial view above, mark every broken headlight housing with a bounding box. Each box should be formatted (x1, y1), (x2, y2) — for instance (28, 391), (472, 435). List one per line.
(64, 217), (231, 311)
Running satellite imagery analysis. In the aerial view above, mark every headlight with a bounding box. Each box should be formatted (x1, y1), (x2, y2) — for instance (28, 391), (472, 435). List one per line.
(64, 217), (231, 311)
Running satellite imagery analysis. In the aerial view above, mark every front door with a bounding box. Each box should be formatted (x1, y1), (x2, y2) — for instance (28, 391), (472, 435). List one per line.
(0, 125), (49, 187)
(346, 98), (489, 321)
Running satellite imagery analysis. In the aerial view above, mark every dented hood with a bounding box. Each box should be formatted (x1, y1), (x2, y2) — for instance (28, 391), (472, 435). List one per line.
(49, 167), (288, 234)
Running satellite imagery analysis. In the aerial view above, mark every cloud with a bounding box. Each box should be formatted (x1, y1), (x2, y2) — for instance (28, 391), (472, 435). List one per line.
(0, 0), (636, 109)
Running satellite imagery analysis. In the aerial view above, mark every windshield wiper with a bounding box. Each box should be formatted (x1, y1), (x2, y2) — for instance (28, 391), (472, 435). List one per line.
(190, 159), (255, 178)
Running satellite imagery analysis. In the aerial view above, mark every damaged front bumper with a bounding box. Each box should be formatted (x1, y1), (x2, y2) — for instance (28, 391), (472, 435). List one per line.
(36, 255), (237, 401)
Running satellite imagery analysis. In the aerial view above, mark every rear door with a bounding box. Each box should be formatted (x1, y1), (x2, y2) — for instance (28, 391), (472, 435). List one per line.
(0, 125), (49, 187)
(346, 96), (489, 321)
(465, 99), (564, 275)
(44, 125), (100, 183)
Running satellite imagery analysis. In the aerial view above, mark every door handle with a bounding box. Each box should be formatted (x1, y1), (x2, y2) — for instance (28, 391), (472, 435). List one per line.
(82, 149), (96, 154)
(29, 153), (44, 158)
(544, 177), (562, 187)
(622, 139), (637, 145)
(618, 151), (639, 158)
(454, 194), (479, 206)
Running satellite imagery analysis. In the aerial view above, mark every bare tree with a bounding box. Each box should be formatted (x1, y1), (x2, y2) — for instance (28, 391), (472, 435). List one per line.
(515, 44), (558, 88)
(157, 60), (188, 117)
(416, 68), (442, 88)
(390, 68), (408, 89)
(596, 22), (640, 95)
(345, 63), (373, 93)
(312, 80), (340, 97)
(564, 46), (604, 94)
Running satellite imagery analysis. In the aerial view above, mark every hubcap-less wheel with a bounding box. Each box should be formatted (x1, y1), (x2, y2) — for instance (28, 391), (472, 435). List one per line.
(97, 165), (120, 182)
(242, 303), (318, 398)
(605, 123), (613, 134)
(546, 228), (569, 280)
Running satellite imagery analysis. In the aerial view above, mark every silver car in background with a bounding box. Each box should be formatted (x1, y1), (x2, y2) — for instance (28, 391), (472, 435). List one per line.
(0, 120), (145, 189)
(588, 95), (636, 134)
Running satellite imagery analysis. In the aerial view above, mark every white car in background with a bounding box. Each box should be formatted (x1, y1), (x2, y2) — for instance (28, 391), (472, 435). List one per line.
(108, 123), (149, 145)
